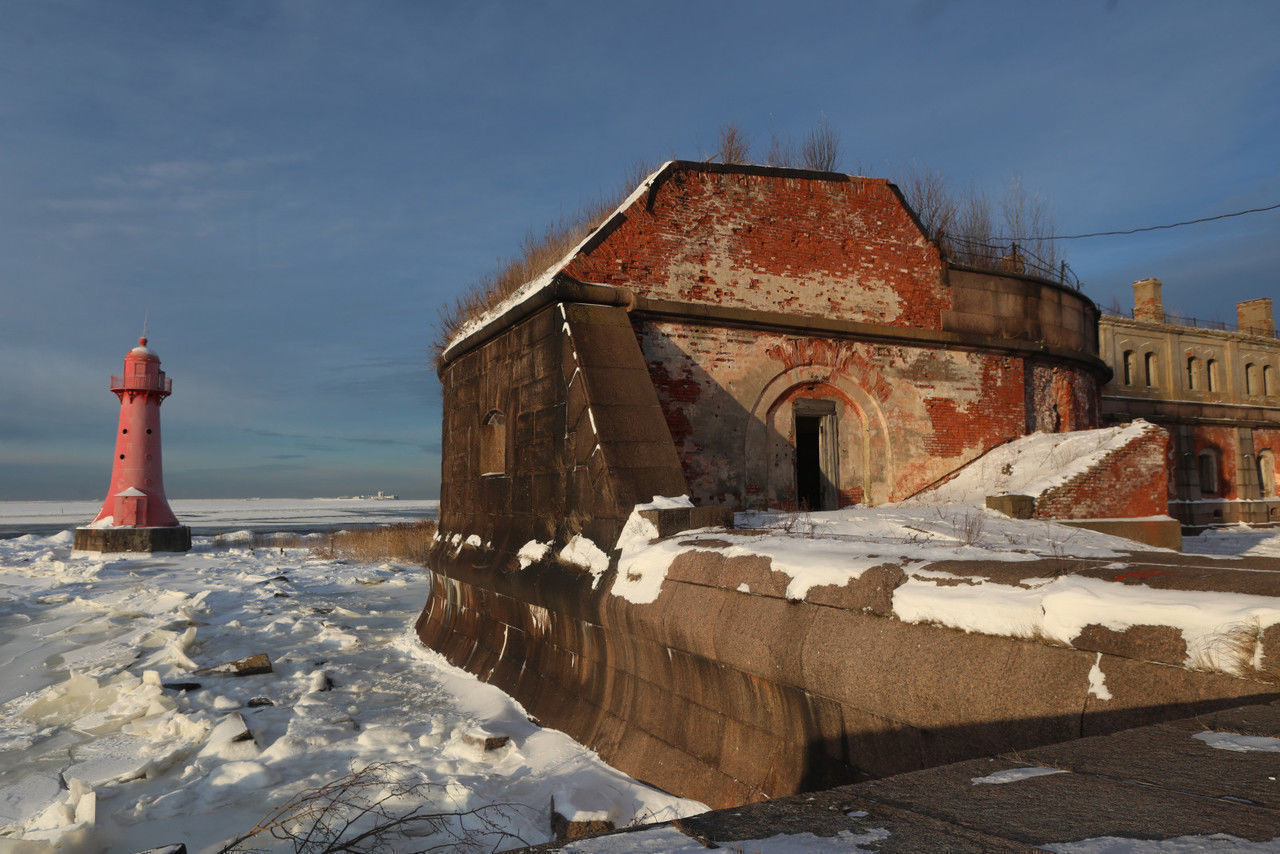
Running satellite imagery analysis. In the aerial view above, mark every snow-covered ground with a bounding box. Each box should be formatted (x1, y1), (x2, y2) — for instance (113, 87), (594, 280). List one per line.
(0, 498), (440, 538)
(0, 525), (703, 852)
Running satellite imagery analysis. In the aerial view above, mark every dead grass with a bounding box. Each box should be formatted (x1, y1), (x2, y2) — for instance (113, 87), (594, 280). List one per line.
(1192, 618), (1280, 683)
(433, 160), (659, 364)
(313, 519), (439, 565)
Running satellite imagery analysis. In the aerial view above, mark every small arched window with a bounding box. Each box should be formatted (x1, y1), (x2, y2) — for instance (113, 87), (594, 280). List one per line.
(1266, 365), (1277, 397)
(480, 410), (506, 477)
(1144, 352), (1158, 388)
(1186, 356), (1198, 391)
(1207, 359), (1219, 392)
(1246, 363), (1258, 396)
(1259, 450), (1277, 498)
(1199, 448), (1221, 497)
(1122, 350), (1136, 385)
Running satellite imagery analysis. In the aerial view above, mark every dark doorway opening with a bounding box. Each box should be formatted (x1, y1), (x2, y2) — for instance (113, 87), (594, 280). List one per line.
(795, 415), (822, 510)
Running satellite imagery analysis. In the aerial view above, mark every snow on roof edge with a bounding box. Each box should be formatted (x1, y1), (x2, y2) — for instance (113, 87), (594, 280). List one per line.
(442, 161), (675, 358)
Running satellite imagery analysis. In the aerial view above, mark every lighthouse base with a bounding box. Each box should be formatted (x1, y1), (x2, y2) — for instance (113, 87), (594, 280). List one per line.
(74, 526), (192, 553)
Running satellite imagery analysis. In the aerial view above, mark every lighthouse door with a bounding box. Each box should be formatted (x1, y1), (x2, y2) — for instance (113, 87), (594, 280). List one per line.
(119, 496), (143, 527)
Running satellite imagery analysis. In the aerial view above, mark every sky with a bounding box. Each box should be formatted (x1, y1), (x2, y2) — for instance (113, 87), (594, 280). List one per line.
(1, 0), (1277, 501)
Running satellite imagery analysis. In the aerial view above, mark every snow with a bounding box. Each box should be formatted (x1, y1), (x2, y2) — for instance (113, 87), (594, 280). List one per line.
(612, 502), (1133, 606)
(893, 568), (1280, 673)
(1184, 524), (1280, 559)
(909, 421), (1156, 504)
(0, 497), (440, 538)
(1044, 834), (1280, 852)
(971, 766), (1067, 785)
(0, 510), (703, 852)
(517, 540), (551, 569)
(1193, 731), (1280, 753)
(561, 825), (891, 852)
(1088, 653), (1113, 700)
(559, 534), (611, 584)
(443, 162), (671, 356)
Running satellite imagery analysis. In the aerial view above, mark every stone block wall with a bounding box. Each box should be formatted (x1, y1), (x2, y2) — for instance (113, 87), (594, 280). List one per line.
(418, 546), (1279, 810)
(438, 301), (685, 551)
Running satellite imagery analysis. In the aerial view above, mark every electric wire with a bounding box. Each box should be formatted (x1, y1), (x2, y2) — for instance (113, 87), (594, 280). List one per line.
(995, 200), (1280, 241)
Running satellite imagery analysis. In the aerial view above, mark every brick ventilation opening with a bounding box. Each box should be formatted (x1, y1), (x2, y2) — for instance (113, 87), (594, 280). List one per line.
(480, 410), (506, 477)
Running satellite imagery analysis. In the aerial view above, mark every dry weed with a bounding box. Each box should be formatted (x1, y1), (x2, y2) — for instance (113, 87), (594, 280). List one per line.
(220, 761), (527, 853)
(1193, 619), (1280, 683)
(313, 519), (438, 565)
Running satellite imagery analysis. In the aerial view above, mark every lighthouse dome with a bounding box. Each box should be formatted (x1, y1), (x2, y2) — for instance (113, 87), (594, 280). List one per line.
(128, 337), (159, 361)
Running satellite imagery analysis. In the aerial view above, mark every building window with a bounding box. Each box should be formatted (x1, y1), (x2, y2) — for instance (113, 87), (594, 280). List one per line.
(1259, 450), (1277, 498)
(480, 410), (506, 476)
(1267, 365), (1277, 397)
(1207, 359), (1219, 392)
(1198, 448), (1221, 496)
(1246, 363), (1258, 396)
(1144, 352), (1158, 388)
(1122, 350), (1136, 385)
(1186, 356), (1198, 391)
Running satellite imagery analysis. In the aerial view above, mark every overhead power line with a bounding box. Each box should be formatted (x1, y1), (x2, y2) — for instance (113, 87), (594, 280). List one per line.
(997, 200), (1280, 241)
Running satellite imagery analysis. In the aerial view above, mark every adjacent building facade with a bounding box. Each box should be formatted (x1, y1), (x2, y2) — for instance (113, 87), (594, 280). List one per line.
(1099, 279), (1280, 527)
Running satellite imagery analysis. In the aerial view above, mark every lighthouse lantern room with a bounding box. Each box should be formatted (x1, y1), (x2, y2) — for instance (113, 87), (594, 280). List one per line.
(74, 337), (191, 553)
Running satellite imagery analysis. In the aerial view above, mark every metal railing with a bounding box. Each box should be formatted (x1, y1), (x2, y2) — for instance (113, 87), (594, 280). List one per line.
(937, 232), (1082, 291)
(110, 373), (172, 393)
(1106, 308), (1277, 340)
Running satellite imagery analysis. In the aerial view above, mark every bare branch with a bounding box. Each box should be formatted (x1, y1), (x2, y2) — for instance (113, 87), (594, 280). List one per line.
(800, 115), (840, 172)
(716, 123), (751, 165)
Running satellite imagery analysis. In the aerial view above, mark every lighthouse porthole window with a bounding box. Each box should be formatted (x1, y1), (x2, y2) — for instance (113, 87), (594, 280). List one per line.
(122, 428), (128, 434)
(146, 429), (152, 434)
(119, 454), (125, 459)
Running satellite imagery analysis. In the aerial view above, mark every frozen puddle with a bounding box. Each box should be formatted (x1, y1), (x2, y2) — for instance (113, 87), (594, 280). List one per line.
(0, 533), (704, 851)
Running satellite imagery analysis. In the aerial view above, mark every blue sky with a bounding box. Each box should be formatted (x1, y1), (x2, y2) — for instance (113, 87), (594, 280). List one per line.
(1, 0), (1277, 500)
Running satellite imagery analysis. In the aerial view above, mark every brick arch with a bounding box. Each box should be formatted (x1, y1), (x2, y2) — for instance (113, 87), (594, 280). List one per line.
(744, 365), (893, 508)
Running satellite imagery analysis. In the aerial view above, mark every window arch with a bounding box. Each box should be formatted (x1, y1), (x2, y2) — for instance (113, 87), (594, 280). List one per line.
(1122, 350), (1136, 386)
(1144, 352), (1158, 388)
(1198, 447), (1221, 496)
(1246, 363), (1258, 396)
(1186, 356), (1198, 391)
(480, 410), (506, 476)
(1259, 449), (1277, 498)
(1266, 365), (1277, 397)
(1207, 359), (1219, 392)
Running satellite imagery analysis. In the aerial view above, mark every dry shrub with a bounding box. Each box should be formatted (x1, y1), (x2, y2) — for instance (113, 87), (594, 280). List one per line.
(1194, 619), (1280, 683)
(314, 519), (439, 565)
(800, 114), (841, 172)
(901, 165), (1060, 276)
(221, 761), (527, 853)
(717, 122), (751, 164)
(434, 159), (659, 364)
(765, 128), (798, 168)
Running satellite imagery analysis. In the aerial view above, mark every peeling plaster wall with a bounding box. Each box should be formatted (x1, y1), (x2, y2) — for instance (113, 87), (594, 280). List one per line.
(565, 168), (949, 329)
(636, 318), (1098, 509)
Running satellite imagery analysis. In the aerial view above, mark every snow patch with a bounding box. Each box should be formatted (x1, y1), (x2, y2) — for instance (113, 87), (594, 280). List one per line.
(971, 766), (1067, 785)
(1193, 731), (1280, 753)
(517, 540), (552, 569)
(1088, 652), (1112, 700)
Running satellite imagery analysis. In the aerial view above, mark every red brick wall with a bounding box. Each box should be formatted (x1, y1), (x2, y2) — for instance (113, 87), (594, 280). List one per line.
(566, 167), (950, 330)
(1035, 424), (1170, 519)
(1190, 425), (1240, 499)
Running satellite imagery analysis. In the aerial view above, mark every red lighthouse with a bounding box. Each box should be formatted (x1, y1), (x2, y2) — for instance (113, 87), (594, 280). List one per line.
(74, 337), (191, 553)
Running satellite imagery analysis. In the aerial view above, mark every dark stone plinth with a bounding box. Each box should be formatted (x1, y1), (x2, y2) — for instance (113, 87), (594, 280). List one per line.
(1056, 517), (1183, 550)
(985, 494), (1035, 519)
(73, 525), (191, 553)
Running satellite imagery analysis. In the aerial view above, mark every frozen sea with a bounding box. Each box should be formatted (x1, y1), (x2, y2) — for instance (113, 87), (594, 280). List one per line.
(0, 500), (704, 852)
